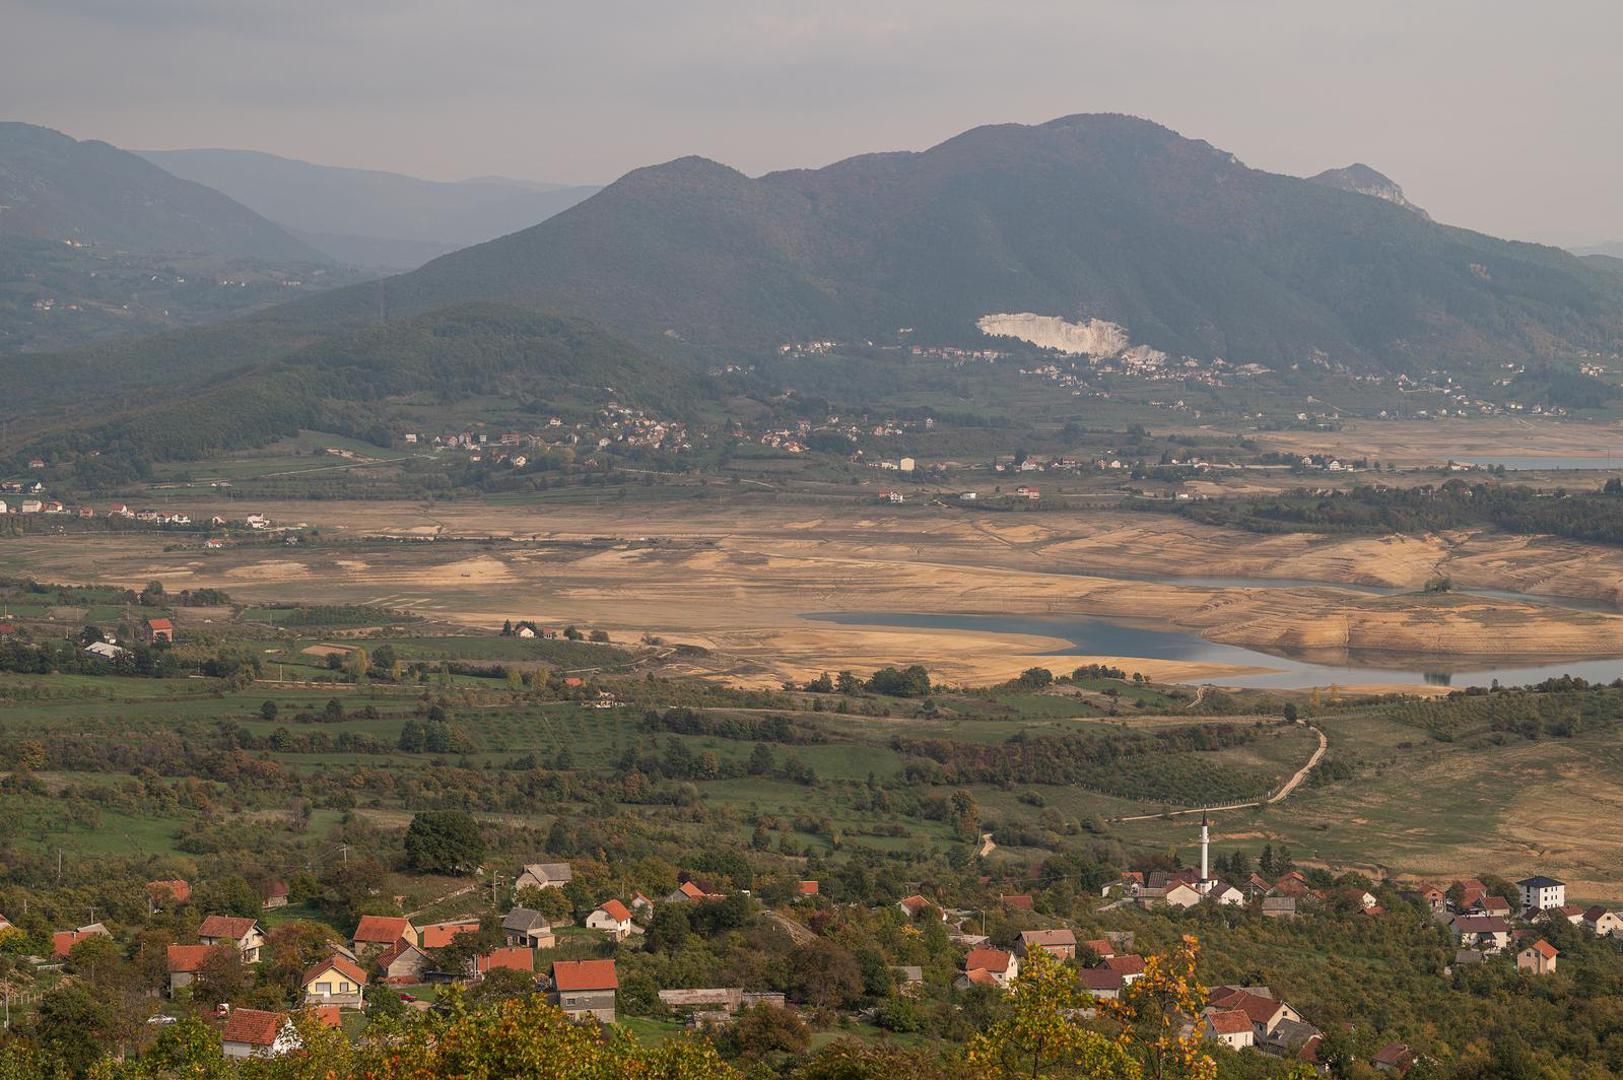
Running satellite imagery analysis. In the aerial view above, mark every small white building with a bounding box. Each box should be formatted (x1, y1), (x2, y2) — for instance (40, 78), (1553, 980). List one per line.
(585, 900), (634, 940)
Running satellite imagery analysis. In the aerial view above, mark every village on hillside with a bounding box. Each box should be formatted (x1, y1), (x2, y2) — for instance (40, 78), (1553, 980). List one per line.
(7, 804), (1619, 1074)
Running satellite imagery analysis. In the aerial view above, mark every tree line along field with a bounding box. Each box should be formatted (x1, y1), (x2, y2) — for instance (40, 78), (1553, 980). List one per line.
(0, 661), (1311, 866)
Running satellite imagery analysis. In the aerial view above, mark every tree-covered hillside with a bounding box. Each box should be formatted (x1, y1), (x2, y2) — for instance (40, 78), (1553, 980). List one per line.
(283, 113), (1623, 370)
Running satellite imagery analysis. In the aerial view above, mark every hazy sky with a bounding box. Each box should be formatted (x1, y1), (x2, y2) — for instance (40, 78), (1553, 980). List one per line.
(4, 0), (1619, 245)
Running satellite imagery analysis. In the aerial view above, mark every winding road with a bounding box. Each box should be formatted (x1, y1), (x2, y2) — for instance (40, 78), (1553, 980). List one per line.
(1108, 722), (1327, 823)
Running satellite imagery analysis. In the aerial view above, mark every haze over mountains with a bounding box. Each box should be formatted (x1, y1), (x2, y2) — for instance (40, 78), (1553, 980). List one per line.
(5, 113), (1623, 465)
(142, 148), (599, 269)
(0, 123), (320, 261)
(0, 122), (360, 353)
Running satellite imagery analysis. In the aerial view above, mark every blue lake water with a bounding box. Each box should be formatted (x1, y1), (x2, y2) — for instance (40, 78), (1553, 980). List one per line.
(804, 610), (1623, 691)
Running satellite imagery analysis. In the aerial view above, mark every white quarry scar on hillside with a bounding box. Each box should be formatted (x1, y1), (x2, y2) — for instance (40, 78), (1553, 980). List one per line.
(976, 312), (1130, 357)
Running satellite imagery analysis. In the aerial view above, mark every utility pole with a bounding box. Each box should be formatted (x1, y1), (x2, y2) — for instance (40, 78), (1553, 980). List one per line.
(339, 844), (349, 864)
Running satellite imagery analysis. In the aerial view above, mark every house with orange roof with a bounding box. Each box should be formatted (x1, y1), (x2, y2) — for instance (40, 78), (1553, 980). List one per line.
(961, 947), (1019, 988)
(1203, 1009), (1255, 1049)
(302, 955), (368, 1009)
(352, 915), (417, 955)
(221, 1008), (299, 1059)
(551, 959), (618, 1021)
(198, 915), (265, 962)
(1517, 938), (1559, 976)
(1207, 987), (1301, 1037)
(897, 894), (943, 920)
(585, 900), (634, 940)
(475, 947), (535, 978)
(141, 617), (174, 644)
(417, 920), (480, 950)
(796, 881), (819, 898)
(52, 923), (111, 959)
(165, 944), (219, 995)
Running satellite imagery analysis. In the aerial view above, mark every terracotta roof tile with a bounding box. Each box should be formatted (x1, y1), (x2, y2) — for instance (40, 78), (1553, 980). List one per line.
(303, 954), (368, 986)
(221, 1008), (285, 1047)
(552, 959), (617, 991)
(353, 916), (412, 944)
(965, 948), (1013, 973)
(166, 944), (214, 973)
(198, 915), (258, 941)
(1206, 1009), (1253, 1035)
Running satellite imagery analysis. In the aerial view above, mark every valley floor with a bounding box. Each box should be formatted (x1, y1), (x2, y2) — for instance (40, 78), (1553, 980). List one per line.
(6, 497), (1623, 689)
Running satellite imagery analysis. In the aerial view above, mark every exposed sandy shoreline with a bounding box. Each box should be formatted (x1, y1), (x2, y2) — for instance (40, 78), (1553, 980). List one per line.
(6, 499), (1623, 689)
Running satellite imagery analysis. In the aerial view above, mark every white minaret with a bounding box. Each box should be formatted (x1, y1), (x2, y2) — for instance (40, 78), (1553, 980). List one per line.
(1199, 809), (1211, 885)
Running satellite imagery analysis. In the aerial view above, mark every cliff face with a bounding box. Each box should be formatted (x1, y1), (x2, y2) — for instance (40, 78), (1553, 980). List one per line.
(1309, 163), (1431, 220)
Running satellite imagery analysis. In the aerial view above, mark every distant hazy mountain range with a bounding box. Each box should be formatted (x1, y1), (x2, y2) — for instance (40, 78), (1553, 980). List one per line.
(142, 148), (599, 269)
(6, 113), (1623, 465)
(0, 122), (361, 352)
(0, 123), (321, 260)
(1575, 241), (1623, 260)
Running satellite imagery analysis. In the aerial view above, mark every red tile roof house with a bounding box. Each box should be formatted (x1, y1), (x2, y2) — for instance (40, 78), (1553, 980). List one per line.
(221, 1008), (301, 1060)
(1078, 967), (1124, 1000)
(1208, 988), (1301, 1037)
(796, 881), (819, 898)
(166, 944), (220, 996)
(551, 959), (618, 1022)
(961, 948), (1019, 988)
(141, 617), (175, 644)
(302, 955), (369, 1009)
(1000, 894), (1035, 911)
(417, 919), (480, 950)
(1103, 954), (1146, 983)
(262, 881), (290, 910)
(1016, 929), (1077, 960)
(148, 879), (192, 908)
(352, 915), (418, 956)
(197, 915), (266, 962)
(897, 894), (945, 920)
(1517, 938), (1559, 976)
(52, 923), (112, 959)
(585, 900), (635, 940)
(1372, 1042), (1417, 1074)
(1081, 938), (1116, 961)
(474, 947), (536, 979)
(1203, 1009), (1256, 1049)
